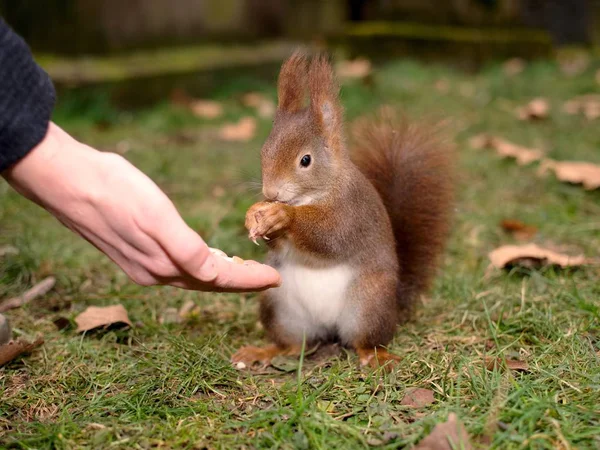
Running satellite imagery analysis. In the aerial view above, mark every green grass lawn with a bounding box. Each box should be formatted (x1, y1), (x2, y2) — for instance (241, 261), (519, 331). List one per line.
(1, 57), (600, 449)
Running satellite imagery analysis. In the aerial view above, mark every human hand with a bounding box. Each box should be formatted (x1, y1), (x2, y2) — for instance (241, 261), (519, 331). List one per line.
(2, 123), (280, 292)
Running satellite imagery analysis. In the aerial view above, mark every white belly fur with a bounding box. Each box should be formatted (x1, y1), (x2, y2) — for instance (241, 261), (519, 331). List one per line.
(269, 246), (356, 343)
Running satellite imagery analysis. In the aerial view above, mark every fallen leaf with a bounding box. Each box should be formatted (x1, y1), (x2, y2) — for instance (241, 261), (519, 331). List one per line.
(558, 51), (590, 77)
(562, 95), (600, 120)
(241, 92), (276, 118)
(584, 103), (600, 120)
(75, 305), (132, 333)
(493, 139), (544, 165)
(0, 277), (56, 313)
(212, 186), (226, 198)
(539, 159), (600, 190)
(337, 58), (372, 79)
(434, 79), (450, 94)
(468, 134), (491, 150)
(516, 98), (549, 120)
(485, 356), (529, 372)
(0, 245), (19, 257)
(0, 338), (44, 366)
(503, 58), (526, 76)
(500, 219), (538, 241)
(189, 100), (223, 119)
(170, 88), (224, 119)
(488, 243), (591, 270)
(401, 388), (435, 408)
(414, 413), (472, 450)
(219, 117), (257, 142)
(470, 134), (543, 165)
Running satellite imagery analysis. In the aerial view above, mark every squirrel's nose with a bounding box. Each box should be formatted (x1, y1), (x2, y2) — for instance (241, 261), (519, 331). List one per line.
(263, 186), (280, 201)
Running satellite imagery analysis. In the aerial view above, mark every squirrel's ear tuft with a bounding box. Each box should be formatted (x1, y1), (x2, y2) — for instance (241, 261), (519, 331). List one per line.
(308, 54), (343, 141)
(277, 51), (308, 113)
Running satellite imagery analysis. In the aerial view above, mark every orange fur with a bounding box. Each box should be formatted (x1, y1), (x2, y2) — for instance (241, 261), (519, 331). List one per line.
(233, 52), (455, 370)
(350, 109), (455, 316)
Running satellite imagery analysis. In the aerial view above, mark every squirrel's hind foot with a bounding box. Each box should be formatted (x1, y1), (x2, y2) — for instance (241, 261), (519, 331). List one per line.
(357, 347), (401, 372)
(231, 344), (299, 369)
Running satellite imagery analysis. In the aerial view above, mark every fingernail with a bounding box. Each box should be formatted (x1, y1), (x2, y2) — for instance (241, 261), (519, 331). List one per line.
(198, 254), (218, 281)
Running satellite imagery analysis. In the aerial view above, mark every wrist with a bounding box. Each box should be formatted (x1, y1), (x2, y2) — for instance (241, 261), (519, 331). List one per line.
(2, 122), (99, 206)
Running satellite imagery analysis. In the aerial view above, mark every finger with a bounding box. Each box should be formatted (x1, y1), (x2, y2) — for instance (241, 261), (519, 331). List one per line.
(205, 255), (281, 291)
(153, 208), (281, 290)
(243, 259), (261, 266)
(151, 209), (219, 282)
(165, 259), (281, 292)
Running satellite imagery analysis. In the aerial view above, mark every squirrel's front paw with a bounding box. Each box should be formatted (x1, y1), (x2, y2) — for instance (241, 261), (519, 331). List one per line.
(245, 202), (292, 242)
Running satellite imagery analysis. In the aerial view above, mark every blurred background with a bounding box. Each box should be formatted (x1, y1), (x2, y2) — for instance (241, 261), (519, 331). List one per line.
(1, 0), (598, 106)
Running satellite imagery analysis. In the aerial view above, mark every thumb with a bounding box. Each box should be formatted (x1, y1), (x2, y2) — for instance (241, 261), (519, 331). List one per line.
(154, 204), (279, 291)
(158, 218), (219, 283)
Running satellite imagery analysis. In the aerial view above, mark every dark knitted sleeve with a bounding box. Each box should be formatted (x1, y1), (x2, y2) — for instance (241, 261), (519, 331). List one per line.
(0, 17), (56, 172)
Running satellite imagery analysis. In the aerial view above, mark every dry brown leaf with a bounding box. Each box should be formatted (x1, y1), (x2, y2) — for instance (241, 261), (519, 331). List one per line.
(503, 58), (526, 76)
(562, 95), (600, 120)
(75, 305), (132, 333)
(489, 243), (591, 270)
(336, 58), (372, 79)
(0, 277), (56, 313)
(0, 338), (44, 366)
(219, 117), (257, 142)
(500, 219), (538, 241)
(401, 388), (435, 408)
(558, 52), (590, 77)
(189, 100), (223, 119)
(584, 102), (600, 120)
(539, 159), (600, 190)
(516, 98), (549, 121)
(170, 89), (224, 119)
(468, 134), (491, 150)
(212, 186), (226, 198)
(414, 413), (472, 450)
(241, 92), (276, 118)
(470, 134), (543, 165)
(485, 356), (529, 372)
(434, 79), (450, 94)
(493, 138), (544, 165)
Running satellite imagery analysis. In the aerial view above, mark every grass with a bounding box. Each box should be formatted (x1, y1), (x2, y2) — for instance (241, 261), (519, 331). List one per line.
(1, 56), (600, 449)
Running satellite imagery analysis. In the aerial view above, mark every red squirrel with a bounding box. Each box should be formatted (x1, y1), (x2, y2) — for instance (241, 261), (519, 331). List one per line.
(232, 52), (454, 368)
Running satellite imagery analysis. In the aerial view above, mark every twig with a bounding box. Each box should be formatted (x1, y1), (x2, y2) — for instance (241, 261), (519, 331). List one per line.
(0, 277), (56, 313)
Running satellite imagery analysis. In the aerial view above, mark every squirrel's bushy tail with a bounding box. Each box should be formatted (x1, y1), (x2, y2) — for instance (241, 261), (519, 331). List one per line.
(350, 107), (455, 317)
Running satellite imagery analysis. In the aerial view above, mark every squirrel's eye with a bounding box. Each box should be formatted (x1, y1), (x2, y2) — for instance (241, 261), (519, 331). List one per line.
(300, 154), (312, 168)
